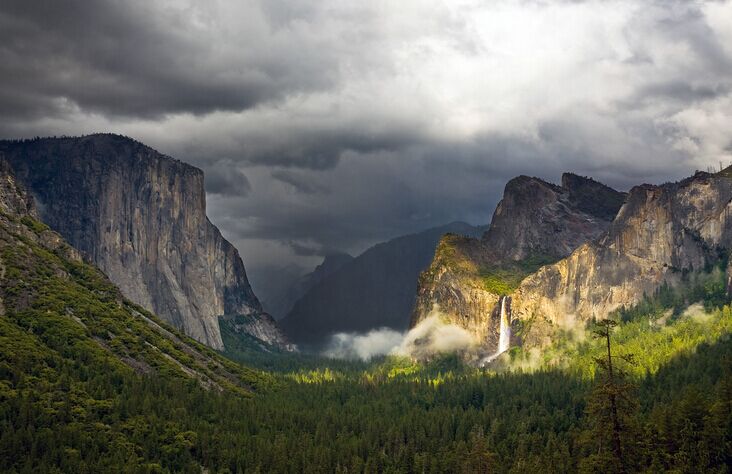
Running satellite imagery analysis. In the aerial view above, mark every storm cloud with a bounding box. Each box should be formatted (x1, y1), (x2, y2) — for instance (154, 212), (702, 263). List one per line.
(205, 160), (252, 197)
(1, 0), (732, 275)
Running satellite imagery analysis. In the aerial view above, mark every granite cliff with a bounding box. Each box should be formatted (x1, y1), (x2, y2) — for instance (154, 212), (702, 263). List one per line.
(512, 170), (732, 346)
(482, 173), (626, 261)
(0, 157), (266, 393)
(0, 134), (287, 350)
(411, 173), (626, 352)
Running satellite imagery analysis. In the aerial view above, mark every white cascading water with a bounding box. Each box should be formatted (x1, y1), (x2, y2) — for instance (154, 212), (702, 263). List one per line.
(497, 296), (511, 354)
(482, 296), (511, 365)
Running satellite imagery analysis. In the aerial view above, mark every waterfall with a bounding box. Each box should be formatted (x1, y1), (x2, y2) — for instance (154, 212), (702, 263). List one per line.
(482, 296), (511, 365)
(497, 296), (510, 355)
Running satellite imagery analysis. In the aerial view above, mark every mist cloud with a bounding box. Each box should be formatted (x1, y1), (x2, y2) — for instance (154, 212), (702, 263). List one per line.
(395, 315), (477, 360)
(323, 309), (478, 361)
(323, 328), (405, 361)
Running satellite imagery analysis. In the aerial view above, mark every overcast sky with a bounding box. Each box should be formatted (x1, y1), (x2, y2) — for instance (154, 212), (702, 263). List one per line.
(2, 0), (732, 276)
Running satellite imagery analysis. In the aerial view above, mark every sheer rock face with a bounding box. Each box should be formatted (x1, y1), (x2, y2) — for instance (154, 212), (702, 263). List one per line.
(411, 174), (626, 351)
(0, 159), (37, 219)
(482, 173), (626, 262)
(513, 172), (732, 339)
(0, 135), (279, 350)
(411, 235), (501, 343)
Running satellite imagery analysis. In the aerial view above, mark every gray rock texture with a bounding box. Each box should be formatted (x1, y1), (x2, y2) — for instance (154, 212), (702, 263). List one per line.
(512, 171), (732, 345)
(0, 134), (284, 350)
(411, 173), (626, 352)
(481, 173), (627, 262)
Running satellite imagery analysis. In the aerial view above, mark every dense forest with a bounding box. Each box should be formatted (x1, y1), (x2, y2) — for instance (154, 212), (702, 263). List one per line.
(1, 210), (732, 472)
(3, 319), (732, 473)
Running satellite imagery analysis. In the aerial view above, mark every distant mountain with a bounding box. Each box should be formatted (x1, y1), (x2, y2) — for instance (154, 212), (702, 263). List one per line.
(254, 253), (354, 320)
(250, 264), (309, 320)
(302, 252), (356, 292)
(0, 134), (289, 350)
(280, 222), (485, 347)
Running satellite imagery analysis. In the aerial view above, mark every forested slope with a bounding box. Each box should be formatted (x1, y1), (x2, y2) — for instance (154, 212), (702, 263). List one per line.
(0, 161), (270, 472)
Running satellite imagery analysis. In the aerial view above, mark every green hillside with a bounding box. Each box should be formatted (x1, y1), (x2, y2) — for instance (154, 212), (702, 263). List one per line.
(0, 189), (271, 471)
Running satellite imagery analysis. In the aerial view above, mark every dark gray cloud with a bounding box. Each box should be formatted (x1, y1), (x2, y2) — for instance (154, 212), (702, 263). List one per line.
(271, 170), (330, 195)
(1, 0), (732, 281)
(245, 128), (424, 170)
(0, 0), (338, 121)
(205, 161), (252, 197)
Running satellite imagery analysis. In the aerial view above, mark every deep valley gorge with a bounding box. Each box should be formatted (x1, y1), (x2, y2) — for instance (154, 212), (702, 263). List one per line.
(3, 2), (732, 471)
(1, 134), (732, 472)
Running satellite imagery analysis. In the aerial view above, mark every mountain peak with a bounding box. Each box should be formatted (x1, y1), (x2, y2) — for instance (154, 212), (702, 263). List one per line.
(320, 252), (355, 270)
(481, 173), (623, 261)
(561, 172), (600, 189)
(561, 172), (627, 221)
(503, 175), (562, 196)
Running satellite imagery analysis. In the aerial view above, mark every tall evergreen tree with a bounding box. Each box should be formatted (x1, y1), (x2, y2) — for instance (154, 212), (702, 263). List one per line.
(579, 319), (640, 474)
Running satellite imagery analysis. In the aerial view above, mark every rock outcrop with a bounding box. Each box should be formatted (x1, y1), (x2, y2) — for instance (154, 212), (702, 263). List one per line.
(512, 171), (732, 345)
(481, 173), (627, 262)
(0, 159), (37, 218)
(0, 134), (287, 350)
(220, 313), (296, 351)
(411, 174), (626, 351)
(411, 234), (503, 344)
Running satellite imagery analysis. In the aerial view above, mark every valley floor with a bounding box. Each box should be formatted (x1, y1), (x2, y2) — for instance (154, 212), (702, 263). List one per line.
(5, 305), (731, 472)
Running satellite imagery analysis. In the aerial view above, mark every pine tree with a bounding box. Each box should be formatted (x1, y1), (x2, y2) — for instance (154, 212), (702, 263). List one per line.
(579, 319), (640, 474)
(462, 427), (498, 473)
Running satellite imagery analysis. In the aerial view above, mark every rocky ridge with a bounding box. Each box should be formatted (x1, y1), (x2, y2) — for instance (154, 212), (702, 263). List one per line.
(221, 312), (296, 351)
(411, 173), (627, 351)
(512, 170), (732, 346)
(481, 173), (627, 262)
